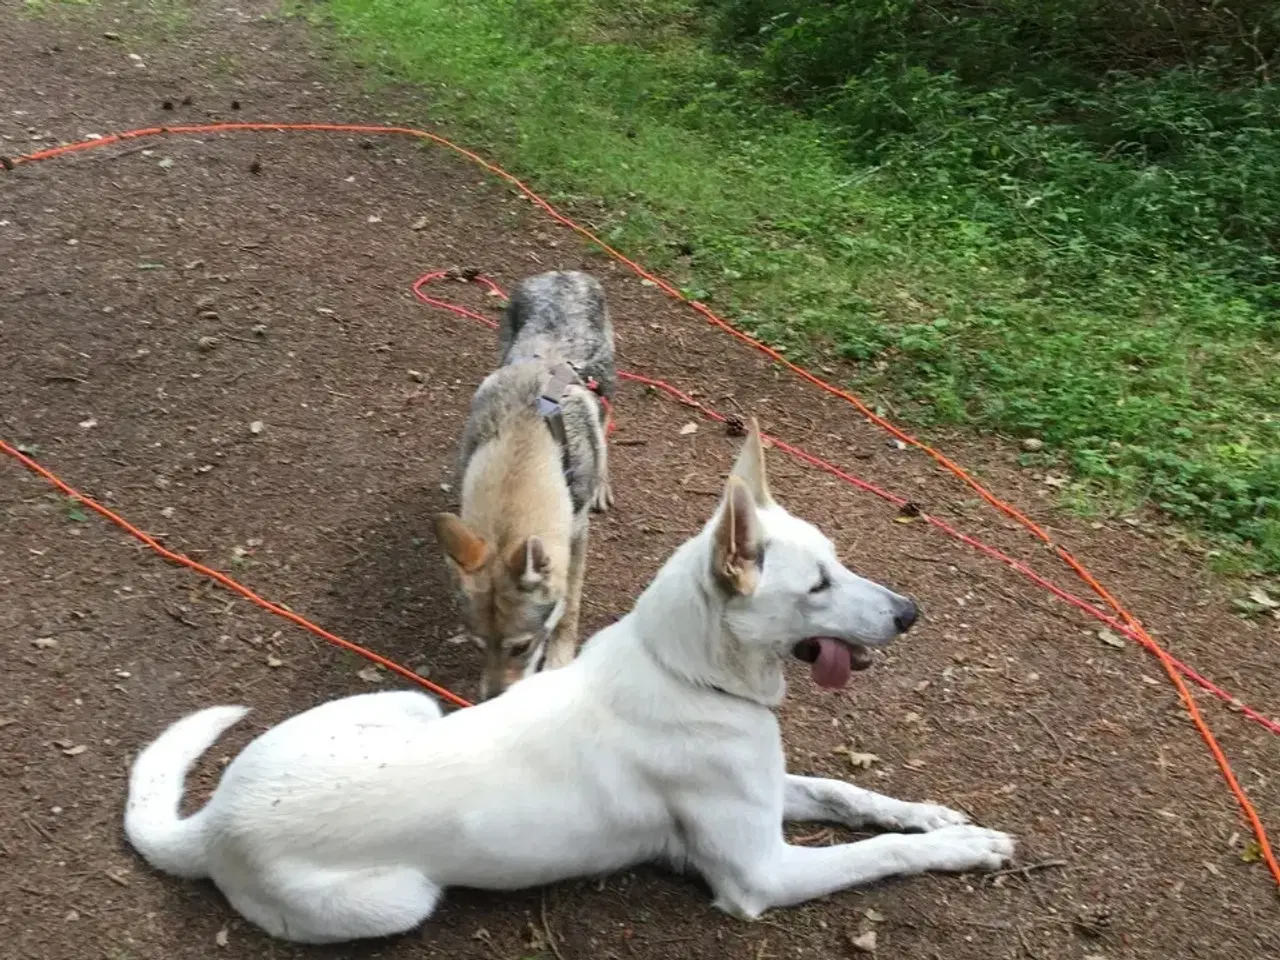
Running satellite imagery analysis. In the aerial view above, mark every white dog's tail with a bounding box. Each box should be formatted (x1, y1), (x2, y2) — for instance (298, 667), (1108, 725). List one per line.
(124, 705), (248, 879)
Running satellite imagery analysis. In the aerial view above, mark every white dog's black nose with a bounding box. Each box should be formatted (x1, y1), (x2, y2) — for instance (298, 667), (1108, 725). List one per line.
(893, 598), (920, 633)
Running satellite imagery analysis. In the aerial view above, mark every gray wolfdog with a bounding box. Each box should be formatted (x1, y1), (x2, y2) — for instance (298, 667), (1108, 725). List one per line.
(433, 271), (616, 699)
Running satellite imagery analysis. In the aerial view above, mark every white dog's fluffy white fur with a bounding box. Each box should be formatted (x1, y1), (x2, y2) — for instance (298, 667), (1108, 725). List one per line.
(125, 422), (1014, 944)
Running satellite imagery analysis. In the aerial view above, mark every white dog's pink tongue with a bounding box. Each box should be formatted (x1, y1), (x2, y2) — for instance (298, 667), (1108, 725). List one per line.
(811, 638), (852, 690)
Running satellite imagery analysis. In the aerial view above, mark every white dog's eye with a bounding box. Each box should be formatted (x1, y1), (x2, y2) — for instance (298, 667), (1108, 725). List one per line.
(809, 570), (832, 594)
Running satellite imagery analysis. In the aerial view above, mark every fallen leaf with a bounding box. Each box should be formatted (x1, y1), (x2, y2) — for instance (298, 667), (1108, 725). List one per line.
(849, 930), (877, 953)
(357, 666), (383, 684)
(62, 744), (88, 757)
(833, 748), (880, 770)
(864, 908), (886, 923)
(1098, 628), (1126, 649)
(679, 422), (698, 436)
(248, 420), (264, 435)
(265, 656), (283, 668)
(1247, 587), (1277, 609)
(1241, 840), (1264, 864)
(67, 506), (88, 523)
(215, 926), (229, 948)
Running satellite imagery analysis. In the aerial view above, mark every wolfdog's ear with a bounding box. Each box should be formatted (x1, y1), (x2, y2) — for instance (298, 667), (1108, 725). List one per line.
(729, 417), (772, 507)
(713, 475), (763, 595)
(506, 536), (552, 589)
(433, 514), (491, 574)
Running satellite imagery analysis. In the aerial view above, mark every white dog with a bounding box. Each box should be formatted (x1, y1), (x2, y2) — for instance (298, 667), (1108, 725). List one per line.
(124, 420), (1015, 944)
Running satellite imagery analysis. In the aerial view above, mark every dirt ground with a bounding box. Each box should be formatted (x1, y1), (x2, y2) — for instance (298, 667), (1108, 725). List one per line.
(2, 2), (1278, 958)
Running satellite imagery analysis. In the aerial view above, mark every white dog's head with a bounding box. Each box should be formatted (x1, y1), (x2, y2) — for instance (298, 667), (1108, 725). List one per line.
(707, 420), (919, 690)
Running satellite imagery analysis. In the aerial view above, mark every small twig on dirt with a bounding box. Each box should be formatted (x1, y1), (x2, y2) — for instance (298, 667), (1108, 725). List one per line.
(540, 891), (568, 960)
(990, 859), (1069, 882)
(44, 374), (88, 384)
(103, 869), (130, 887)
(165, 606), (201, 630)
(76, 143), (152, 164)
(790, 827), (835, 846)
(785, 408), (820, 440)
(958, 919), (1012, 932)
(327, 389), (356, 400)
(614, 438), (647, 446)
(23, 815), (58, 845)
(1016, 923), (1041, 959)
(1073, 751), (1111, 767)
(1027, 711), (1067, 764)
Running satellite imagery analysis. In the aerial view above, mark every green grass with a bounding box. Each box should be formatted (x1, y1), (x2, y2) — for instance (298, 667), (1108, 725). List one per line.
(308, 0), (1279, 572)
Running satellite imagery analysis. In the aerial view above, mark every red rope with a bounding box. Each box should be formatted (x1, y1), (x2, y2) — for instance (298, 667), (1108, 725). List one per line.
(4, 123), (1277, 892)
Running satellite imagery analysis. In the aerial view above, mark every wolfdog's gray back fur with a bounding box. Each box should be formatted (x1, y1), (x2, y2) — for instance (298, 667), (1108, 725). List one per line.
(498, 271), (616, 398)
(458, 271), (616, 515)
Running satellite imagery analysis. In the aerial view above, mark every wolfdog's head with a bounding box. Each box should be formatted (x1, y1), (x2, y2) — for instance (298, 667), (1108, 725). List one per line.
(433, 514), (568, 700)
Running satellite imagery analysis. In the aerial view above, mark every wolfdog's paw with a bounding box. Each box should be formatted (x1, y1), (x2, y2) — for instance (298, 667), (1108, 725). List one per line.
(592, 477), (614, 513)
(923, 825), (1016, 873)
(893, 801), (969, 833)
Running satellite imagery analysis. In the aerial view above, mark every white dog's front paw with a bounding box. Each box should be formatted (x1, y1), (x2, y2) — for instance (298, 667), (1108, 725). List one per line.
(889, 801), (969, 833)
(922, 825), (1016, 873)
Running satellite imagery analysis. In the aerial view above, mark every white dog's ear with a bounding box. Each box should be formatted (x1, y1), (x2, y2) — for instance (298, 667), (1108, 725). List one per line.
(729, 417), (772, 507)
(713, 475), (763, 595)
(433, 513), (490, 574)
(507, 536), (551, 589)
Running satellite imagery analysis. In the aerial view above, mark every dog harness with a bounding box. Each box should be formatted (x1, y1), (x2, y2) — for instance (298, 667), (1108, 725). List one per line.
(535, 361), (583, 453)
(535, 361), (610, 513)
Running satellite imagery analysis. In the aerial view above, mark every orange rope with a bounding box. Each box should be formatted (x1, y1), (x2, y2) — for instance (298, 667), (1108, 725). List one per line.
(4, 123), (1277, 892)
(0, 438), (471, 709)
